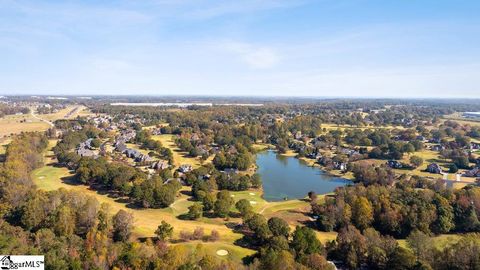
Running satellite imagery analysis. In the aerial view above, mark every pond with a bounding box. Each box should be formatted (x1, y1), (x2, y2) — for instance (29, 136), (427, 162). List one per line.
(256, 151), (351, 202)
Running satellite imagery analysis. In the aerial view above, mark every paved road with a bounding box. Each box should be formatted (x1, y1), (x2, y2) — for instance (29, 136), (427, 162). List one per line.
(30, 110), (54, 127)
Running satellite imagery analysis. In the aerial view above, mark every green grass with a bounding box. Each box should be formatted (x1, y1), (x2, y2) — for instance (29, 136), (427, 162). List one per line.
(0, 114), (50, 138)
(315, 231), (338, 243)
(230, 190), (268, 212)
(170, 241), (255, 264)
(398, 234), (463, 250)
(39, 105), (87, 121)
(151, 134), (212, 169)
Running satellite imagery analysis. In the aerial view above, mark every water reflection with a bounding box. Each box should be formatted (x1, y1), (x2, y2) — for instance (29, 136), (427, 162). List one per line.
(257, 151), (350, 202)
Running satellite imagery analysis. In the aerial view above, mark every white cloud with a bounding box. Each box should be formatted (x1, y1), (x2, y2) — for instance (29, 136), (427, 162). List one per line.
(219, 41), (280, 69)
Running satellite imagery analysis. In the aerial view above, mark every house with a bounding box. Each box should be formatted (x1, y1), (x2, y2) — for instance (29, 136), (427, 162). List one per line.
(124, 148), (141, 159)
(471, 142), (480, 150)
(54, 129), (64, 138)
(135, 154), (153, 163)
(178, 164), (193, 173)
(463, 167), (480, 177)
(431, 145), (444, 152)
(340, 148), (360, 157)
(426, 163), (442, 174)
(151, 128), (162, 135)
(201, 174), (211, 180)
(387, 160), (403, 169)
(106, 125), (118, 131)
(416, 135), (426, 141)
(223, 168), (239, 174)
(79, 138), (94, 150)
(119, 130), (136, 142)
(123, 148), (152, 163)
(114, 141), (127, 152)
(151, 160), (169, 170)
(306, 152), (322, 160)
(333, 161), (347, 171)
(76, 139), (97, 158)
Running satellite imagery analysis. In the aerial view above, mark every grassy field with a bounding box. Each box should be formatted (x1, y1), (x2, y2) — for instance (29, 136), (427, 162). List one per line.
(392, 149), (477, 183)
(39, 105), (88, 121)
(442, 113), (480, 126)
(397, 233), (463, 250)
(170, 241), (255, 263)
(0, 114), (51, 138)
(0, 105), (89, 138)
(151, 134), (213, 169)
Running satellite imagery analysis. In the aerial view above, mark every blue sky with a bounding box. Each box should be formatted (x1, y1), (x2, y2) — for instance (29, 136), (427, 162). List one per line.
(1, 0), (479, 97)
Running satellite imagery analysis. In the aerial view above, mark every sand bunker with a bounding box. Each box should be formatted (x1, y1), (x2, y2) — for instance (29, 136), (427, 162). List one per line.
(249, 201), (257, 205)
(216, 249), (229, 256)
(38, 176), (45, 179)
(249, 192), (255, 195)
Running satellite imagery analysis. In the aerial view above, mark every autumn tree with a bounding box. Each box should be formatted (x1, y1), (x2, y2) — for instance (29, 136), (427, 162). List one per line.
(352, 196), (373, 231)
(113, 210), (133, 241)
(155, 221), (173, 242)
(187, 202), (203, 220)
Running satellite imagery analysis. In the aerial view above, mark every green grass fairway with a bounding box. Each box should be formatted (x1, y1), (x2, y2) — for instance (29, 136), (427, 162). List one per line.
(170, 241), (255, 264)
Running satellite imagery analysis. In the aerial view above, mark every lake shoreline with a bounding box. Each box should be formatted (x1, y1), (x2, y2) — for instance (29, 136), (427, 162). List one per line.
(255, 150), (351, 202)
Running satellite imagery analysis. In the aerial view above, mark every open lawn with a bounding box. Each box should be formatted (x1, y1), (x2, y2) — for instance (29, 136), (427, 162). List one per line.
(142, 123), (169, 130)
(170, 241), (255, 264)
(0, 114), (50, 138)
(442, 113), (480, 126)
(397, 233), (463, 250)
(152, 134), (213, 168)
(251, 143), (272, 152)
(39, 105), (88, 121)
(393, 150), (477, 183)
(0, 105), (90, 138)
